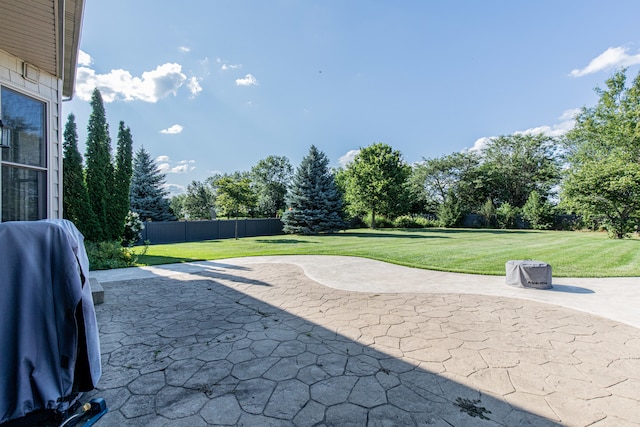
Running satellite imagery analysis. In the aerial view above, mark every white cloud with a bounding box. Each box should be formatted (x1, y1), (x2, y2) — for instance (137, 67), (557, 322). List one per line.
(468, 137), (492, 152)
(570, 46), (640, 77)
(75, 62), (188, 102)
(217, 57), (241, 70)
(516, 108), (579, 137)
(163, 183), (186, 196)
(171, 160), (196, 174)
(156, 156), (196, 174)
(160, 124), (184, 135)
(338, 149), (360, 168)
(187, 76), (202, 97)
(235, 74), (258, 86)
(78, 50), (92, 66)
(179, 46), (191, 53)
(468, 109), (579, 152)
(157, 162), (171, 173)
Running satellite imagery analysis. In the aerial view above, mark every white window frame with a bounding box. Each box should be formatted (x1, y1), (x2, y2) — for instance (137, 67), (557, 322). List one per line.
(0, 83), (50, 222)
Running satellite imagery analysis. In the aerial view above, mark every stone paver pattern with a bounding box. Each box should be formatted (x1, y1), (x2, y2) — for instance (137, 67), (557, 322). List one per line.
(87, 262), (640, 426)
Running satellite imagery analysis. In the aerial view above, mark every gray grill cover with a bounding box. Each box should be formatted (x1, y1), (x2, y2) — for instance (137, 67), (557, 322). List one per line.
(0, 220), (101, 423)
(505, 260), (552, 289)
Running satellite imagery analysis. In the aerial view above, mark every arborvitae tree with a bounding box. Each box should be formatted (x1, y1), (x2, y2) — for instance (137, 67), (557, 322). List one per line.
(104, 130), (119, 239)
(112, 121), (134, 238)
(129, 146), (175, 222)
(282, 145), (346, 234)
(84, 88), (112, 241)
(62, 113), (99, 240)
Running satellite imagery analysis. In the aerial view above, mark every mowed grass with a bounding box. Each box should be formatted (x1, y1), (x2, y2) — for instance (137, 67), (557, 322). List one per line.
(134, 228), (640, 277)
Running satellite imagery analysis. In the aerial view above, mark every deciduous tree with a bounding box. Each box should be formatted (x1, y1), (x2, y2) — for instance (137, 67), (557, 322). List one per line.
(563, 155), (640, 237)
(214, 176), (257, 238)
(251, 155), (292, 217)
(476, 133), (561, 209)
(170, 194), (187, 220)
(562, 69), (640, 238)
(410, 151), (480, 214)
(183, 180), (215, 220)
(343, 142), (410, 228)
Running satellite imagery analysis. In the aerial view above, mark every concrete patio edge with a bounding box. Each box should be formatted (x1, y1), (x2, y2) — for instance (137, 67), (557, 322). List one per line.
(90, 255), (640, 329)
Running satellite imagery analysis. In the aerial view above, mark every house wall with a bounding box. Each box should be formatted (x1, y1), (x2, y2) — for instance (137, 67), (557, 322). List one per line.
(0, 48), (63, 220)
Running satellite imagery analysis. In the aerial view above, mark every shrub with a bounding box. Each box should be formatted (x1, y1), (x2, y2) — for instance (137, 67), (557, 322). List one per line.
(522, 191), (554, 230)
(393, 215), (439, 228)
(347, 215), (365, 229)
(479, 199), (497, 228)
(553, 214), (581, 231)
(393, 215), (422, 228)
(362, 213), (394, 228)
(122, 210), (145, 246)
(86, 240), (139, 270)
(437, 193), (463, 228)
(496, 203), (520, 229)
(417, 217), (440, 228)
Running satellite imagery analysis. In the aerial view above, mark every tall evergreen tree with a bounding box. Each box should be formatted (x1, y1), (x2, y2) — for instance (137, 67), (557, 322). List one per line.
(104, 130), (119, 239)
(129, 146), (175, 222)
(62, 113), (99, 240)
(84, 88), (113, 241)
(282, 145), (346, 234)
(112, 121), (134, 238)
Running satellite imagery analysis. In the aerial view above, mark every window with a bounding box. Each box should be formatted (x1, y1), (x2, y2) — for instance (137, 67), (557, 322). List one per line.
(1, 87), (47, 221)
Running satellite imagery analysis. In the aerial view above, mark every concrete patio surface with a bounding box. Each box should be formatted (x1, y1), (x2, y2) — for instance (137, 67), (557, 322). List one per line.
(88, 256), (640, 426)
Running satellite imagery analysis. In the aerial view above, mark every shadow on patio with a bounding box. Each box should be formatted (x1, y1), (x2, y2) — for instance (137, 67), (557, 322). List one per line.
(85, 262), (637, 426)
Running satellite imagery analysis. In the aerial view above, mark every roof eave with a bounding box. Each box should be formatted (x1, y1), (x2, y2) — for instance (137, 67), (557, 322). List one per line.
(62, 0), (85, 99)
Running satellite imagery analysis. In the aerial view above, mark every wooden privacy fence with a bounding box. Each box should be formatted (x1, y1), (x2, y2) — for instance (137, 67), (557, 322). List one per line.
(139, 218), (284, 245)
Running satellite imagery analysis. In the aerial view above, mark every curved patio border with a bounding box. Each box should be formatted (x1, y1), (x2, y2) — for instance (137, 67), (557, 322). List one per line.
(91, 255), (640, 329)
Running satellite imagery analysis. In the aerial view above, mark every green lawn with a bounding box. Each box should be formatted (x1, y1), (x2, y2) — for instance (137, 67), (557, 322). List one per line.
(134, 228), (640, 277)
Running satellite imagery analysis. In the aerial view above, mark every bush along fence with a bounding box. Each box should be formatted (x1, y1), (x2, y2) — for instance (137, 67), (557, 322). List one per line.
(138, 218), (284, 245)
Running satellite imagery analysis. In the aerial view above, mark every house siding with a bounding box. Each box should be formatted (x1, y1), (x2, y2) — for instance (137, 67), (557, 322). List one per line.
(0, 48), (63, 220)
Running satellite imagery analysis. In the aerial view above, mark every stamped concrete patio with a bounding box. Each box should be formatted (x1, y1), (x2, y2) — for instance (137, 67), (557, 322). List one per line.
(88, 256), (640, 426)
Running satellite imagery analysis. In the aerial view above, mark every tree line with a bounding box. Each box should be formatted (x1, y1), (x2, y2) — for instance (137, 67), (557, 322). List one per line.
(65, 69), (640, 241)
(63, 88), (174, 243)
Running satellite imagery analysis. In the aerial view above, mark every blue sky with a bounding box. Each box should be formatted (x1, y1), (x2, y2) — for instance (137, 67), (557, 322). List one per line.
(63, 0), (640, 195)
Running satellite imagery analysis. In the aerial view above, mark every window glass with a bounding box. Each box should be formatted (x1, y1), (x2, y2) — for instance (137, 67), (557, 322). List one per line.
(1, 165), (46, 221)
(1, 87), (48, 222)
(1, 87), (46, 167)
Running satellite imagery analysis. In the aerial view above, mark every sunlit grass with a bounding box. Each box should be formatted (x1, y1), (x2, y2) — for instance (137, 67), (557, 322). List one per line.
(134, 228), (640, 277)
